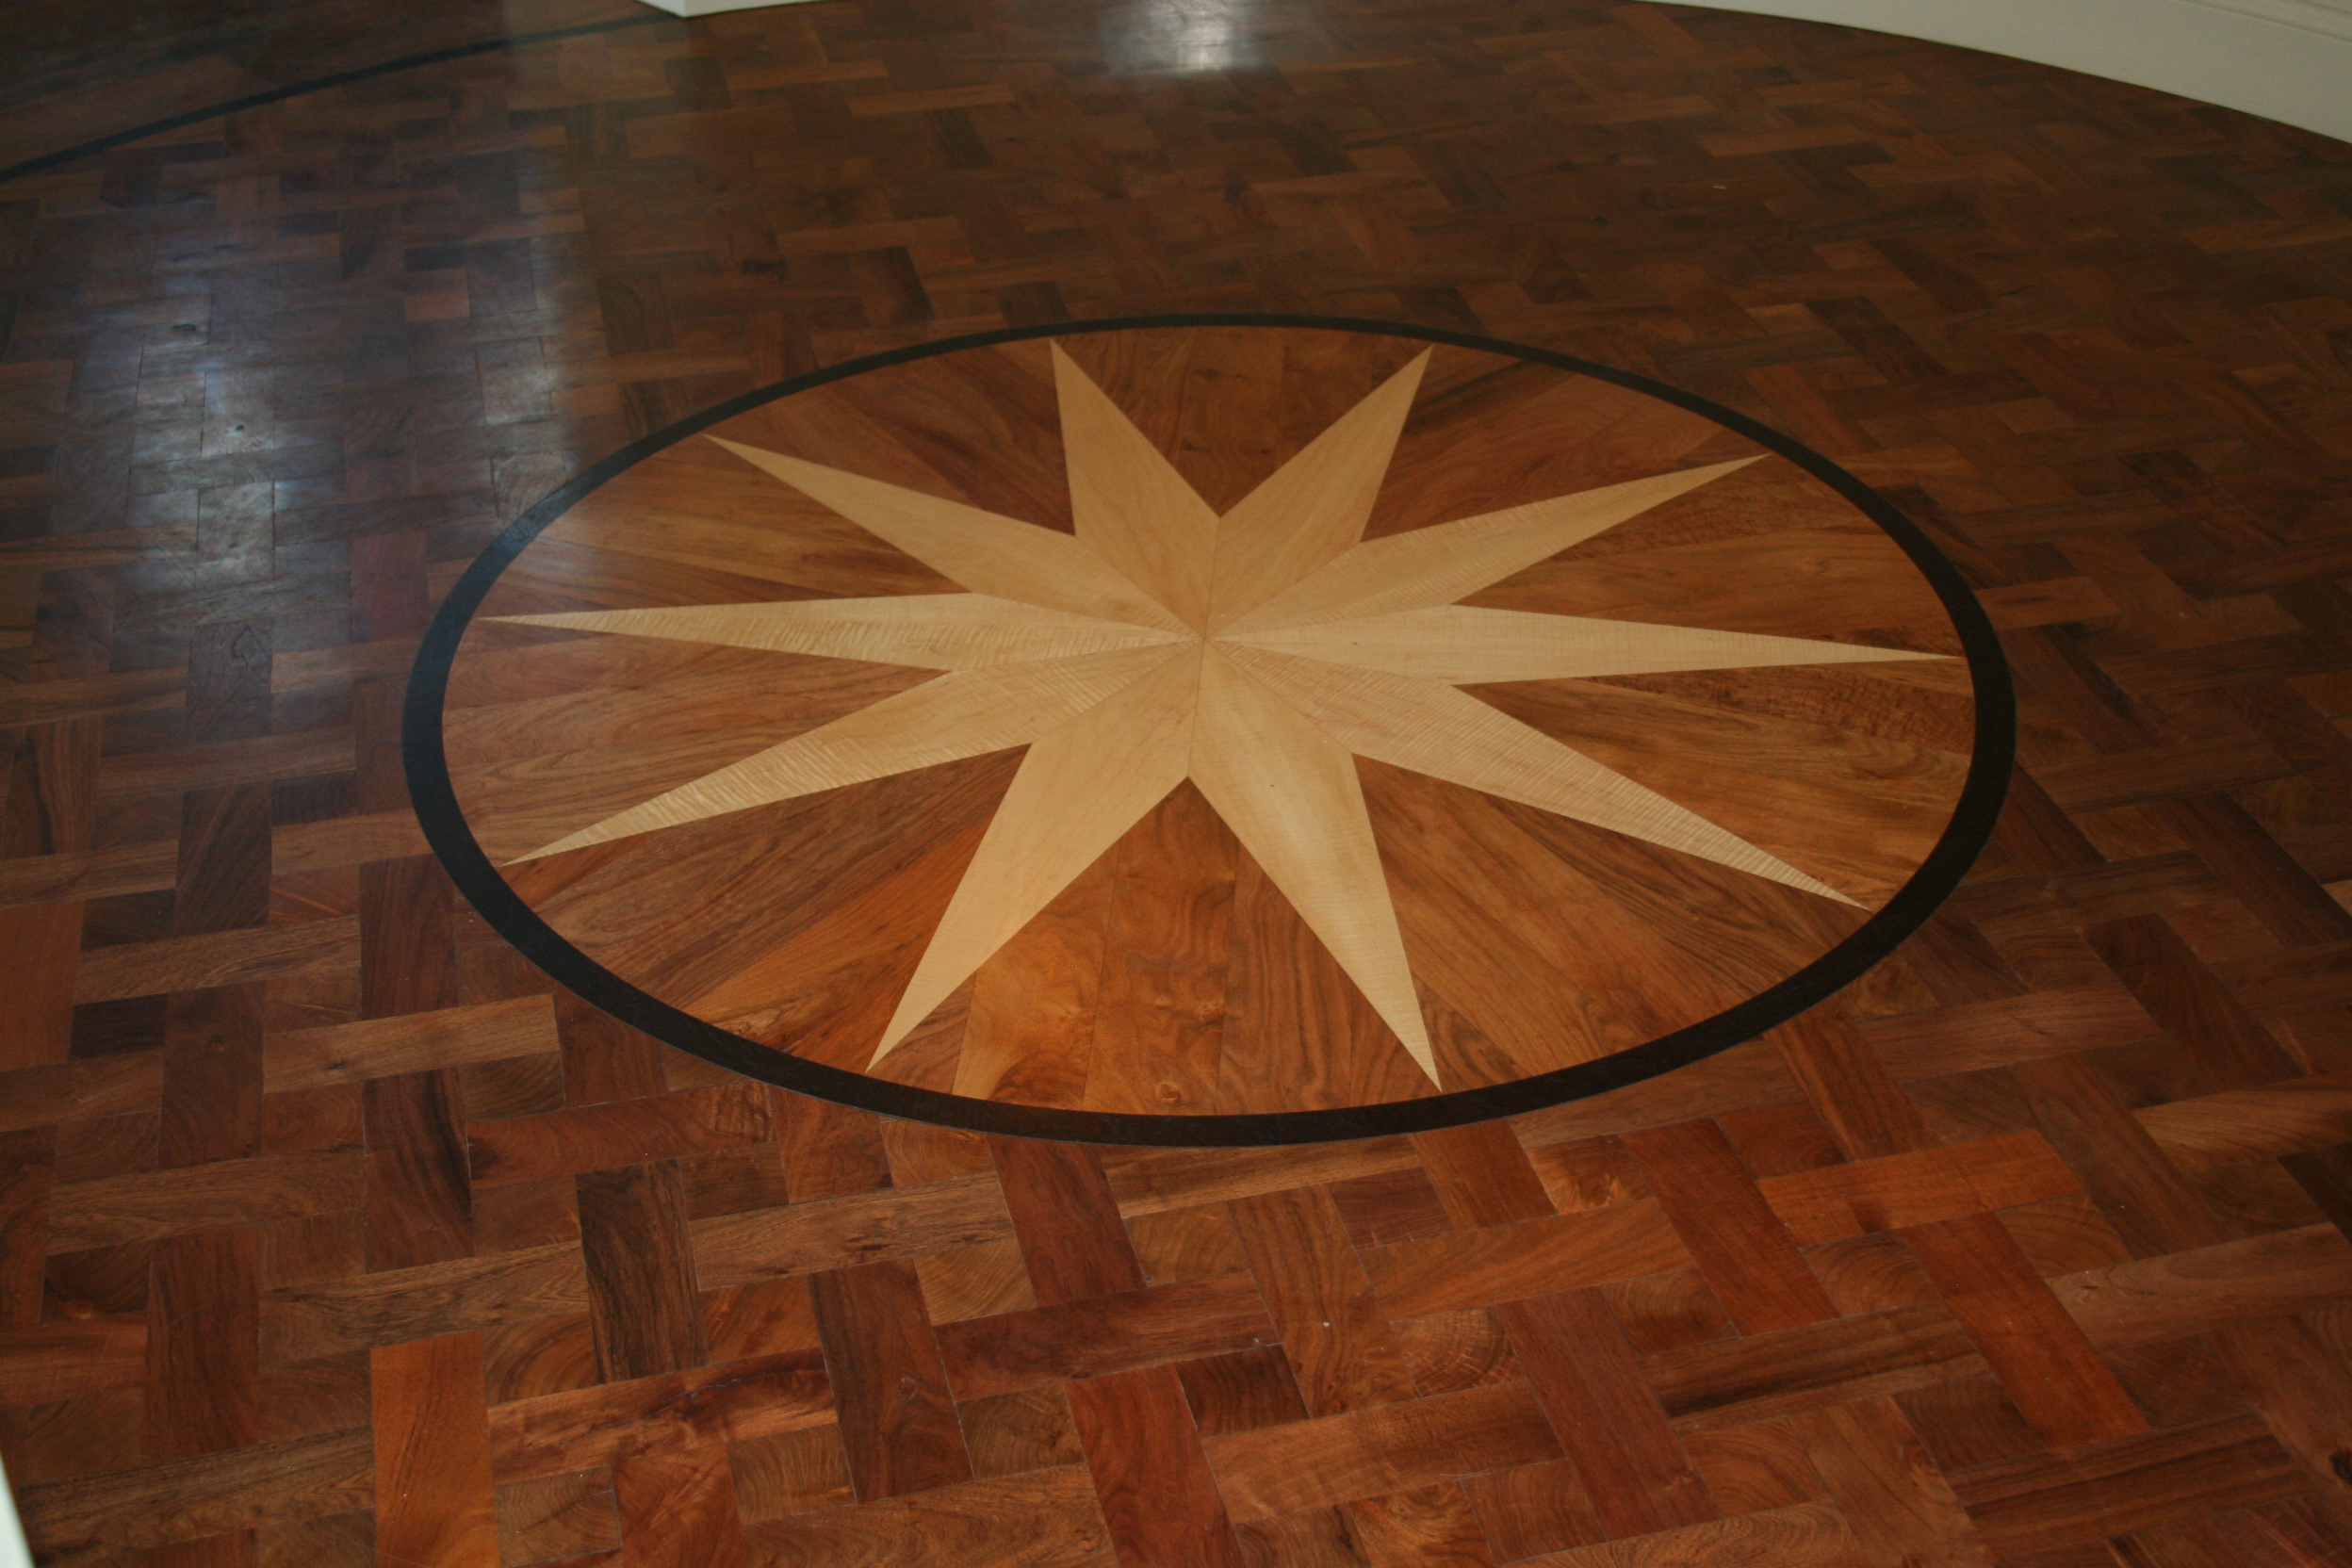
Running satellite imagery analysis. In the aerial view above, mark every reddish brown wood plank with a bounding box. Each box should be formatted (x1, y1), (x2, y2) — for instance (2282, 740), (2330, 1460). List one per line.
(1360, 1201), (1690, 1318)
(1623, 1119), (1838, 1333)
(810, 1259), (972, 1500)
(373, 1331), (499, 1568)
(1904, 1212), (2150, 1449)
(578, 1160), (707, 1380)
(1228, 1183), (1415, 1416)
(1758, 1132), (2081, 1244)
(990, 1135), (1146, 1306)
(1413, 1120), (1557, 1229)
(1068, 1364), (1247, 1568)
(612, 1446), (752, 1568)
(487, 1349), (833, 1482)
(936, 1273), (1274, 1401)
(147, 1229), (260, 1461)
(1495, 1288), (1716, 1538)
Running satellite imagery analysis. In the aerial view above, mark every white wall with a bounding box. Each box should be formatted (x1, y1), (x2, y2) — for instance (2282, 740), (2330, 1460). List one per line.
(1672, 0), (2352, 142)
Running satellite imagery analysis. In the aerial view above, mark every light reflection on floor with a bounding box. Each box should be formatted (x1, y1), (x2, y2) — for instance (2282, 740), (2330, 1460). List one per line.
(1104, 0), (1269, 72)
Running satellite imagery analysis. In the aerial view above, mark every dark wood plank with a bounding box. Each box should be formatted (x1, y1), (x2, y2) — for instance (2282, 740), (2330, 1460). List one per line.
(1904, 1212), (2149, 1449)
(364, 1069), (474, 1271)
(372, 1331), (499, 1568)
(771, 1091), (895, 1202)
(1412, 1120), (1556, 1229)
(1495, 1288), (1717, 1538)
(611, 1446), (752, 1568)
(1228, 1184), (1415, 1417)
(156, 983), (264, 1169)
(146, 1229), (259, 1461)
(487, 1349), (832, 1482)
(1766, 1003), (1932, 1160)
(1066, 1364), (1247, 1568)
(557, 990), (671, 1107)
(936, 1273), (1274, 1401)
(1623, 1119), (1839, 1334)
(578, 1160), (707, 1381)
(809, 1259), (971, 1501)
(2082, 913), (2303, 1090)
(989, 1135), (1145, 1307)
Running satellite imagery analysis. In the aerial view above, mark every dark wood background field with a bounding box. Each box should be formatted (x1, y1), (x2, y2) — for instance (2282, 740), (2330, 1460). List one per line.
(2, 0), (2350, 1563)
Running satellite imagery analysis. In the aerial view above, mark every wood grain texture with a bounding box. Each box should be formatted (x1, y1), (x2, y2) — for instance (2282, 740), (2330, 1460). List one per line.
(448, 324), (1961, 1115)
(1066, 1364), (1247, 1568)
(811, 1260), (972, 1501)
(1203, 351), (1429, 632)
(1186, 644), (1436, 1077)
(6, 2), (2352, 1563)
(1903, 1212), (2151, 1450)
(372, 1332), (499, 1568)
(1625, 1119), (1839, 1334)
(1496, 1289), (1717, 1538)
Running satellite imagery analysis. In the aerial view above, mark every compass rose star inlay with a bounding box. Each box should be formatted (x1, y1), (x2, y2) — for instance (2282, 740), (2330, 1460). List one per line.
(489, 343), (1946, 1085)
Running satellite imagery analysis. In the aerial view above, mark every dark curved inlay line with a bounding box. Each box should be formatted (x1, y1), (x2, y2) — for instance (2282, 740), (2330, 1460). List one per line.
(0, 12), (679, 186)
(405, 313), (2017, 1148)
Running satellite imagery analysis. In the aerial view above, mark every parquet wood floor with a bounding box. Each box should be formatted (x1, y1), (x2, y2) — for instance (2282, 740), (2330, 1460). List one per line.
(3, 1), (2352, 1564)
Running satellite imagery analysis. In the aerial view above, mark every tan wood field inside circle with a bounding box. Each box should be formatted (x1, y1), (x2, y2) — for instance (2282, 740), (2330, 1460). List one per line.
(439, 324), (1979, 1119)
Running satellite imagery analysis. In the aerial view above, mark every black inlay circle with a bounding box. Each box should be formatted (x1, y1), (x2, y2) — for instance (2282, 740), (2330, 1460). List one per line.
(404, 313), (2016, 1147)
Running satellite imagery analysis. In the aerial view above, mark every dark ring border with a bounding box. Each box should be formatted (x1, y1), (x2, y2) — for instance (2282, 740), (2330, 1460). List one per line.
(405, 312), (2016, 1147)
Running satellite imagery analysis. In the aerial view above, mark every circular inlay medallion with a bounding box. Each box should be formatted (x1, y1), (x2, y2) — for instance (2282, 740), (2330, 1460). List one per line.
(407, 317), (2012, 1145)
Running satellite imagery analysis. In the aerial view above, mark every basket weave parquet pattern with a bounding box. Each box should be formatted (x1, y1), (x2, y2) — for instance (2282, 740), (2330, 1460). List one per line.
(2, 2), (2351, 1563)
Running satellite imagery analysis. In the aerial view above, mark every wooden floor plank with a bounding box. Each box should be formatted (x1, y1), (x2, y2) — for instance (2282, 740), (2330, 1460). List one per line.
(1228, 1184), (1415, 1417)
(1495, 1289), (1716, 1539)
(1903, 1213), (2150, 1450)
(811, 1260), (972, 1501)
(1067, 1364), (1247, 1568)
(1624, 1120), (1839, 1334)
(612, 1446), (754, 1568)
(372, 1331), (500, 1568)
(990, 1136), (1146, 1307)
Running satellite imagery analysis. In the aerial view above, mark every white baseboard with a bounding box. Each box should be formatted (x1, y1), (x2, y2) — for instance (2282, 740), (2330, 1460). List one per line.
(1670, 0), (2352, 142)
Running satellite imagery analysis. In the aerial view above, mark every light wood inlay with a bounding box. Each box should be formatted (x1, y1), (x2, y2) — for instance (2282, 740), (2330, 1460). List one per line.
(1224, 644), (1860, 906)
(1217, 459), (1760, 635)
(1224, 604), (1945, 684)
(878, 647), (1201, 1055)
(446, 324), (1975, 1114)
(1052, 344), (1222, 632)
(495, 596), (1186, 671)
(1189, 646), (1437, 1082)
(1202, 351), (1429, 631)
(705, 437), (1188, 634)
(514, 644), (1185, 860)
